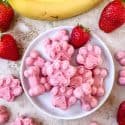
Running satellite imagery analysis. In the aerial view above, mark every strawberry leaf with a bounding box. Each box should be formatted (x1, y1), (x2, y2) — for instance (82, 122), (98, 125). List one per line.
(0, 0), (8, 4)
(122, 0), (125, 3)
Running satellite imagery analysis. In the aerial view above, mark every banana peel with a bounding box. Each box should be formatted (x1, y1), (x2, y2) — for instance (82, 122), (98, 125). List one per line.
(8, 0), (102, 21)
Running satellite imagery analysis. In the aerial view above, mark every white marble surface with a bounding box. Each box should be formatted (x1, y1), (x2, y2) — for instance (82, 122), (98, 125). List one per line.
(0, 0), (125, 124)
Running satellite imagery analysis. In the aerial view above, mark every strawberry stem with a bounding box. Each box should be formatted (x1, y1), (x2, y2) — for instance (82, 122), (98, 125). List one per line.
(85, 28), (90, 33)
(0, 0), (8, 5)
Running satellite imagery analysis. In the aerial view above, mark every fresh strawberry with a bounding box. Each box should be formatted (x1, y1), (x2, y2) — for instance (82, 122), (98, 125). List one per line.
(99, 0), (125, 33)
(117, 101), (125, 125)
(0, 34), (20, 61)
(70, 25), (91, 49)
(0, 2), (14, 32)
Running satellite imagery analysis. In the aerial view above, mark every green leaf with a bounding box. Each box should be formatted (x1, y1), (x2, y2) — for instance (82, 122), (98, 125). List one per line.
(122, 0), (125, 2)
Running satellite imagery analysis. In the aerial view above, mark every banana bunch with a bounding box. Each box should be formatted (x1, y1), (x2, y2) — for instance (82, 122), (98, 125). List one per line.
(8, 0), (102, 21)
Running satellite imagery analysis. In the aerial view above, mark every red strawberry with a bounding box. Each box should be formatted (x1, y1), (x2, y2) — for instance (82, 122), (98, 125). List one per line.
(99, 0), (125, 33)
(0, 3), (14, 32)
(0, 34), (20, 61)
(117, 101), (125, 125)
(70, 25), (91, 49)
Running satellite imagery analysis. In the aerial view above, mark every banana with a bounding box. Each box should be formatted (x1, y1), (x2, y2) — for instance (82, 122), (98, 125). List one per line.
(8, 0), (102, 21)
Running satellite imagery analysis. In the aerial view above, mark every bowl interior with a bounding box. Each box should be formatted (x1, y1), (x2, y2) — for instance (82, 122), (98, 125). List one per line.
(20, 26), (115, 120)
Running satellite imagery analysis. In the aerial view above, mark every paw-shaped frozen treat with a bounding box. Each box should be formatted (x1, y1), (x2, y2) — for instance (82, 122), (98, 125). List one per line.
(42, 60), (76, 86)
(0, 105), (10, 124)
(115, 50), (125, 66)
(0, 76), (23, 102)
(11, 116), (37, 125)
(43, 30), (74, 61)
(51, 86), (77, 110)
(77, 44), (102, 69)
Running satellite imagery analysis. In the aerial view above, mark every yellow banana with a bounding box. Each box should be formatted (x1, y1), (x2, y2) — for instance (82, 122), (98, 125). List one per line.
(8, 0), (102, 21)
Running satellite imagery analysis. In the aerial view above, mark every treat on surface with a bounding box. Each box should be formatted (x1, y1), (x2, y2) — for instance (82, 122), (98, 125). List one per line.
(0, 76), (23, 102)
(115, 50), (125, 66)
(11, 116), (37, 125)
(118, 69), (125, 85)
(0, 105), (10, 124)
(77, 44), (102, 69)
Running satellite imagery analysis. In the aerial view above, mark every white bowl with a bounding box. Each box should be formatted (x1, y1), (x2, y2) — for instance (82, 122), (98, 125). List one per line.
(20, 26), (115, 120)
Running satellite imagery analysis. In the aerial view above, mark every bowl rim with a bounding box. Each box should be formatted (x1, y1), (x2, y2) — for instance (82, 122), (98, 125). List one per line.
(20, 26), (115, 120)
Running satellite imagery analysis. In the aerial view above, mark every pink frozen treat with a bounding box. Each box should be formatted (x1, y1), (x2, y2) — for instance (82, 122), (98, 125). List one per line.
(43, 30), (74, 61)
(0, 105), (10, 124)
(43, 60), (76, 86)
(72, 66), (107, 110)
(115, 50), (125, 66)
(11, 116), (37, 125)
(118, 69), (125, 85)
(0, 76), (23, 102)
(24, 66), (45, 96)
(77, 44), (102, 69)
(51, 86), (77, 109)
(93, 67), (108, 97)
